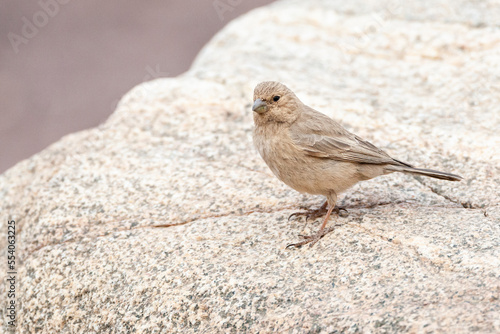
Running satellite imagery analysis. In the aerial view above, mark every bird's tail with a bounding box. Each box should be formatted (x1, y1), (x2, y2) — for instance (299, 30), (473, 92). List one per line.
(386, 165), (463, 181)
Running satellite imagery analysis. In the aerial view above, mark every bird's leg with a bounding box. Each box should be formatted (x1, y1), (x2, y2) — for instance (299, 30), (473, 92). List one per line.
(286, 193), (344, 249)
(288, 199), (348, 222)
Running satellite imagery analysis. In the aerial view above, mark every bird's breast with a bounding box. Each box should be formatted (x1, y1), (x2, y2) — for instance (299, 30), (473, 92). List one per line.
(254, 125), (294, 170)
(253, 124), (359, 196)
(253, 125), (315, 191)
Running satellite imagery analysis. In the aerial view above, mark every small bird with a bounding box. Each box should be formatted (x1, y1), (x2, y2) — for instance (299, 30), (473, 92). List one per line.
(252, 81), (462, 248)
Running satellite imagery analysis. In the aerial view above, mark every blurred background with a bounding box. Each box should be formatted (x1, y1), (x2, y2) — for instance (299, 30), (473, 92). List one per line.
(0, 0), (275, 173)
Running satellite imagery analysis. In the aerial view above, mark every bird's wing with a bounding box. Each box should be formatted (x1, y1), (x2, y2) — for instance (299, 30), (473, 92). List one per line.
(290, 107), (411, 166)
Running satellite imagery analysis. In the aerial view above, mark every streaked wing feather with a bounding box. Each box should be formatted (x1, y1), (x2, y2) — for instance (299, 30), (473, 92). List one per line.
(291, 128), (413, 166)
(290, 105), (410, 166)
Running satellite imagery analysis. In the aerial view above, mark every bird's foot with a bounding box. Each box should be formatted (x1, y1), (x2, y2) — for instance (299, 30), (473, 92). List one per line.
(286, 226), (338, 249)
(288, 205), (348, 222)
(333, 206), (349, 218)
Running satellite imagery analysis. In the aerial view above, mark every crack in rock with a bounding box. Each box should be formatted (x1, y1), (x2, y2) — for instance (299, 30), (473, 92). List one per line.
(413, 176), (482, 210)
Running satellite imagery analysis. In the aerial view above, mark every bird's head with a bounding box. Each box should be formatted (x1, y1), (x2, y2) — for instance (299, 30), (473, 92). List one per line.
(252, 81), (302, 125)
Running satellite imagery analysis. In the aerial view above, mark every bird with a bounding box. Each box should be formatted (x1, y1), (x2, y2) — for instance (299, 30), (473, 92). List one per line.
(251, 81), (462, 248)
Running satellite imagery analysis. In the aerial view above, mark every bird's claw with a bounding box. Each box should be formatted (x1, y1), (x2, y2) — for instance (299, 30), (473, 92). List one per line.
(288, 211), (320, 222)
(285, 226), (338, 249)
(287, 204), (313, 220)
(288, 207), (327, 222)
(335, 207), (349, 218)
(288, 205), (348, 222)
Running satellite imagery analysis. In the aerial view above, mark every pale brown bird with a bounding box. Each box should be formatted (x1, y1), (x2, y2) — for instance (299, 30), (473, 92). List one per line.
(252, 81), (462, 248)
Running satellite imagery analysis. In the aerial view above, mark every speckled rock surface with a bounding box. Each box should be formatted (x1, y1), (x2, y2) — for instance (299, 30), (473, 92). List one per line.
(1, 0), (500, 333)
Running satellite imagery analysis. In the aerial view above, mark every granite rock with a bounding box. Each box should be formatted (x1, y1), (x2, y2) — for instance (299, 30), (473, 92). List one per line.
(1, 0), (499, 332)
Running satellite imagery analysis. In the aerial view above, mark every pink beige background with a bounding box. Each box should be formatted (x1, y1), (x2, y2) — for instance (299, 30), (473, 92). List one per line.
(0, 0), (274, 173)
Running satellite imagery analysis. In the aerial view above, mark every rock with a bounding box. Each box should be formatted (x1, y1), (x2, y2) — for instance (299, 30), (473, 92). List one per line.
(1, 0), (499, 332)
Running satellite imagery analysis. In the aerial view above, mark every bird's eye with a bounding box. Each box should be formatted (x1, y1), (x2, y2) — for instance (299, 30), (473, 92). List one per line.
(273, 96), (280, 102)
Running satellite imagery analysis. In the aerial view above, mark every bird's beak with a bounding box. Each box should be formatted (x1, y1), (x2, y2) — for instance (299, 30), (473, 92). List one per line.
(252, 99), (268, 113)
